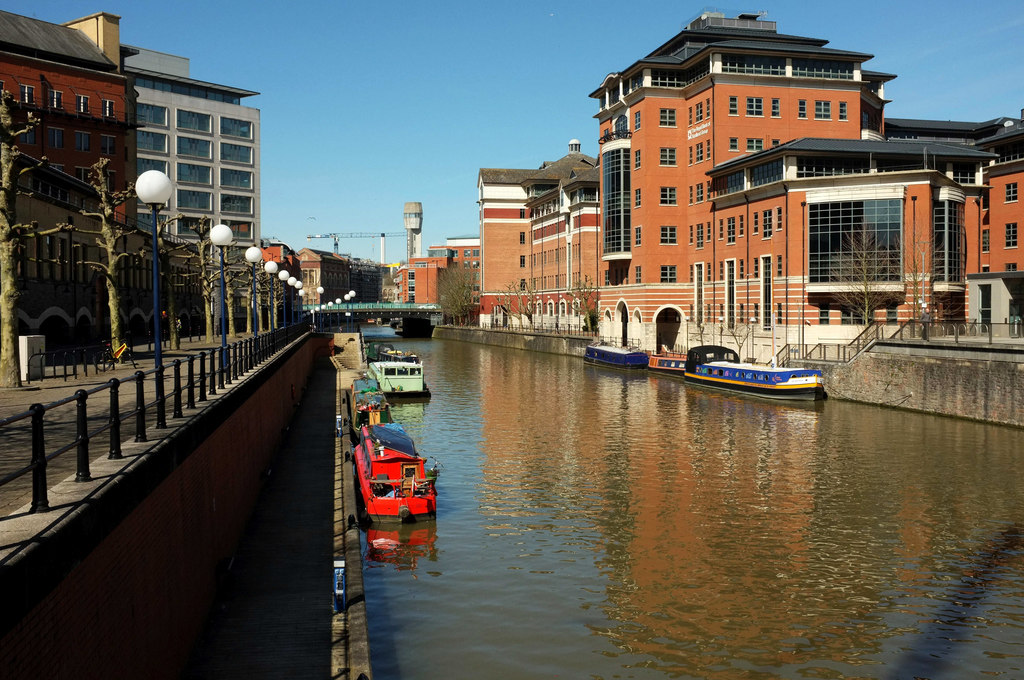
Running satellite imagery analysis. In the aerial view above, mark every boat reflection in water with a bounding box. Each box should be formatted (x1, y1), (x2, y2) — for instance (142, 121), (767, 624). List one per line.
(364, 524), (438, 571)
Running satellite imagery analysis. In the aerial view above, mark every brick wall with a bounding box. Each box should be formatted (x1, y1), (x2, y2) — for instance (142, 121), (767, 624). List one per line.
(0, 336), (332, 679)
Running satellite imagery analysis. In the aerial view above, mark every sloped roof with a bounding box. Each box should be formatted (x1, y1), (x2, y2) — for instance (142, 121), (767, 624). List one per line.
(480, 152), (596, 186)
(478, 168), (536, 185)
(0, 10), (116, 71)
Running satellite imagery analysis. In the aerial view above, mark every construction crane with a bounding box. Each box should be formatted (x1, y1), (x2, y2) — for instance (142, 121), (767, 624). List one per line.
(306, 231), (406, 263)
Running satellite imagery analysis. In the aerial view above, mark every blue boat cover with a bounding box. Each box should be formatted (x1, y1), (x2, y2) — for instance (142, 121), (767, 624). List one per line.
(370, 423), (417, 456)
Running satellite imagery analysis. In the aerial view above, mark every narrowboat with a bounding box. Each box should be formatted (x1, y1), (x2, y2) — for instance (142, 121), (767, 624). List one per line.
(353, 423), (437, 523)
(649, 345), (825, 401)
(367, 342), (420, 364)
(352, 377), (393, 428)
(583, 343), (649, 370)
(368, 360), (431, 398)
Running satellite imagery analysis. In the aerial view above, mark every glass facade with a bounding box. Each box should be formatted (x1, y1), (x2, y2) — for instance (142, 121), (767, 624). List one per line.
(808, 199), (903, 283)
(221, 117), (253, 138)
(177, 109), (211, 132)
(221, 142), (252, 163)
(137, 103), (167, 126)
(221, 168), (253, 189)
(932, 200), (965, 282)
(177, 136), (211, 158)
(178, 189), (212, 210)
(602, 148), (631, 255)
(177, 163), (211, 184)
(222, 194), (252, 213)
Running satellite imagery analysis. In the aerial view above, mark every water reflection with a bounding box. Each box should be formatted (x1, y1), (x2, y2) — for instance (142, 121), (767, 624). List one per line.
(362, 337), (1024, 679)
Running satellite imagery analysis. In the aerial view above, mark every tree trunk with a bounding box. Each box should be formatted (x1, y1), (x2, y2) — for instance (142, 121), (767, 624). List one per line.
(104, 273), (124, 351)
(0, 238), (22, 387)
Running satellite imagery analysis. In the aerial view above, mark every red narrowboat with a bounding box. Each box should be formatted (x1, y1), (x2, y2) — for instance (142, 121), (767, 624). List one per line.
(354, 423), (437, 523)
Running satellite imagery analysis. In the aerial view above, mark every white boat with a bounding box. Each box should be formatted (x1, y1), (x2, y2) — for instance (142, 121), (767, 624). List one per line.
(367, 360), (431, 398)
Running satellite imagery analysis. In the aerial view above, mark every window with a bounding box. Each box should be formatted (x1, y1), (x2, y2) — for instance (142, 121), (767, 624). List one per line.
(746, 97), (763, 117)
(176, 110), (211, 132)
(659, 108), (676, 127)
(48, 90), (62, 109)
(634, 111), (641, 131)
(695, 101), (704, 122)
(635, 266), (642, 283)
(689, 146), (694, 165)
(753, 212), (759, 234)
(729, 137), (738, 151)
(661, 225), (677, 245)
(1008, 263), (1019, 271)
(74, 131), (90, 151)
(815, 100), (831, 120)
(177, 163), (211, 184)
(178, 136), (211, 158)
(777, 255), (783, 276)
(221, 168), (252, 188)
(839, 101), (848, 121)
(695, 183), (704, 203)
(746, 138), (763, 152)
(221, 142), (252, 163)
(660, 147), (676, 166)
(660, 265), (677, 283)
(635, 188), (642, 207)
(138, 130), (167, 152)
(808, 199), (903, 283)
(137, 103), (167, 125)
(635, 226), (642, 246)
(1007, 183), (1018, 203)
(729, 96), (738, 115)
(798, 100), (807, 119)
(47, 128), (64, 148)
(76, 95), (89, 114)
(222, 194), (252, 213)
(177, 189), (211, 210)
(20, 85), (34, 104)
(138, 158), (168, 175)
(661, 187), (677, 205)
(771, 98), (780, 117)
(1007, 222), (1019, 249)
(100, 135), (115, 155)
(519, 231), (525, 244)
(634, 149), (641, 170)
(696, 223), (704, 249)
(221, 117), (253, 138)
(982, 229), (990, 253)
(102, 99), (115, 117)
(727, 217), (736, 244)
(519, 209), (526, 219)
(695, 144), (704, 163)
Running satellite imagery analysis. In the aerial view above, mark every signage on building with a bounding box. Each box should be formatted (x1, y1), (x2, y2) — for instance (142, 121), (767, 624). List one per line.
(687, 121), (711, 140)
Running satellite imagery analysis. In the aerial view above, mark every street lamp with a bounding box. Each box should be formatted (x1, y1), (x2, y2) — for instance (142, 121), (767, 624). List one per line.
(264, 260), (279, 330)
(135, 169), (173, 368)
(210, 224), (234, 364)
(298, 288), (306, 325)
(287, 277), (297, 325)
(245, 246), (263, 336)
(278, 270), (290, 327)
(316, 286), (324, 331)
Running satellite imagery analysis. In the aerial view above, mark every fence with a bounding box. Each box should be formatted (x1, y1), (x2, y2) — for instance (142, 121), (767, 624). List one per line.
(0, 325), (308, 528)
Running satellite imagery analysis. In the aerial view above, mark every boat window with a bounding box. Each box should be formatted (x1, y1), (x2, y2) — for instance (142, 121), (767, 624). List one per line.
(412, 367), (421, 375)
(385, 368), (396, 376)
(397, 367), (409, 376)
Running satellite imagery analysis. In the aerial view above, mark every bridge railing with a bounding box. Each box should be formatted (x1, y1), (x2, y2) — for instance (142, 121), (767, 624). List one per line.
(0, 325), (308, 534)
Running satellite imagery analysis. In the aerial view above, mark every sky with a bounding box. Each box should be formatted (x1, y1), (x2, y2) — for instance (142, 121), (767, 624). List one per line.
(7, 1), (1024, 260)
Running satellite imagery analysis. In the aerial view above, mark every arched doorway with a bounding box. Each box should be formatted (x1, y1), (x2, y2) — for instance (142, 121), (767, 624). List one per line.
(654, 307), (683, 353)
(617, 301), (628, 347)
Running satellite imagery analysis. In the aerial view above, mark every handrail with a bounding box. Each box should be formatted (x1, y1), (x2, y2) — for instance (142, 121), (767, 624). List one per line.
(0, 324), (309, 521)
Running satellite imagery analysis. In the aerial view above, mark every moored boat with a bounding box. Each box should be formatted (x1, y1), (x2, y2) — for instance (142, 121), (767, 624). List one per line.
(353, 423), (437, 523)
(583, 343), (648, 370)
(368, 360), (431, 398)
(649, 344), (825, 401)
(352, 377), (394, 428)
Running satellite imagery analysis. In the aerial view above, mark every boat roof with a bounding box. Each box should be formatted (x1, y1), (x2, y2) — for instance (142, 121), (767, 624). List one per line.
(369, 423), (418, 456)
(588, 344), (646, 355)
(353, 377), (380, 392)
(370, 360), (422, 368)
(687, 345), (740, 363)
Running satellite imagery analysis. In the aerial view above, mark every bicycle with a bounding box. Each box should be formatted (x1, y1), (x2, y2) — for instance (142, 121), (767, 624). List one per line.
(99, 341), (138, 370)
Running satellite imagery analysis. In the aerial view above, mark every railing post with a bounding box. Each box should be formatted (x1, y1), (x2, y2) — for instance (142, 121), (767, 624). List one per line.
(134, 370), (148, 443)
(199, 351), (208, 401)
(217, 348), (225, 390)
(155, 364), (167, 429)
(108, 378), (122, 460)
(209, 349), (217, 396)
(75, 389), (92, 482)
(29, 403), (49, 513)
(173, 360), (184, 419)
(187, 355), (196, 410)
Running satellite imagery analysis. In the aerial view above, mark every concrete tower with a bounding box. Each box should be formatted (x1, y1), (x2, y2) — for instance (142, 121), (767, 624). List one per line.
(403, 202), (423, 262)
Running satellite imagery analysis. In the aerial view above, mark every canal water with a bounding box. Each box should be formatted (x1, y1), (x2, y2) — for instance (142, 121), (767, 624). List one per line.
(360, 332), (1024, 680)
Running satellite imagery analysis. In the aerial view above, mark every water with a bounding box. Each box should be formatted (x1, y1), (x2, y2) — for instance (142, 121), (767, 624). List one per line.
(361, 331), (1024, 679)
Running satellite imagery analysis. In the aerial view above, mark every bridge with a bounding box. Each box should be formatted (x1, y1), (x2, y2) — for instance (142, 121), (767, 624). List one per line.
(307, 302), (442, 336)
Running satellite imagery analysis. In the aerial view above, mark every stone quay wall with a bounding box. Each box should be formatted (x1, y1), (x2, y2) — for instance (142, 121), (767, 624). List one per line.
(433, 326), (593, 357)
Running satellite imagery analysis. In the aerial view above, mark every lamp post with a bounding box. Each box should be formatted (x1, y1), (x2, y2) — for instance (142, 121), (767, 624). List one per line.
(296, 280), (304, 324)
(316, 286), (324, 332)
(245, 246), (263, 336)
(210, 224), (234, 365)
(348, 289), (356, 333)
(264, 261), (279, 330)
(135, 169), (173, 368)
(278, 270), (290, 327)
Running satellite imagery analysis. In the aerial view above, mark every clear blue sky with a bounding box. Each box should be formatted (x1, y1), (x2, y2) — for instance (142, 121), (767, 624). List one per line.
(8, 1), (1024, 260)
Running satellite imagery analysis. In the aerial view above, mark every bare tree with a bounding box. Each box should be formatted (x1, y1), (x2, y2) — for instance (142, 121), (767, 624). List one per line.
(0, 90), (41, 386)
(568, 274), (599, 332)
(181, 217), (218, 341)
(438, 265), (476, 325)
(497, 279), (536, 329)
(828, 223), (904, 325)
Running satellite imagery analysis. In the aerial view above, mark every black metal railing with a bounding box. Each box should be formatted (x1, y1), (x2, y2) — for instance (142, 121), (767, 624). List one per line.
(0, 324), (307, 519)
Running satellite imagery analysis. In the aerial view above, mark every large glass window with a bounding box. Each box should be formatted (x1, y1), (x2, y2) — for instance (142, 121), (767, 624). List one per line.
(221, 142), (252, 163)
(602, 148), (631, 254)
(137, 103), (167, 126)
(138, 130), (167, 152)
(177, 136), (211, 158)
(933, 200), (965, 282)
(177, 109), (211, 132)
(660, 225), (677, 245)
(660, 265), (677, 283)
(792, 58), (854, 80)
(659, 109), (676, 127)
(721, 54), (785, 75)
(222, 194), (252, 213)
(177, 163), (211, 184)
(138, 158), (168, 175)
(750, 159), (783, 187)
(746, 97), (763, 117)
(808, 199), (903, 283)
(220, 117), (253, 138)
(178, 189), (211, 210)
(221, 168), (253, 189)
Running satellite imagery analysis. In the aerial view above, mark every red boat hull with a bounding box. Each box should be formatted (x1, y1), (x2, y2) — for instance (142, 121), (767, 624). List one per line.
(354, 424), (436, 523)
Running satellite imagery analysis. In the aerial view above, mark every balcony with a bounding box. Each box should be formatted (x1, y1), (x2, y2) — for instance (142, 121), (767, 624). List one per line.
(599, 129), (632, 145)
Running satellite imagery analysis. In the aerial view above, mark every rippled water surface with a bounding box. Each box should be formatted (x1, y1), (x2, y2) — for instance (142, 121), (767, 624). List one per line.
(361, 333), (1024, 680)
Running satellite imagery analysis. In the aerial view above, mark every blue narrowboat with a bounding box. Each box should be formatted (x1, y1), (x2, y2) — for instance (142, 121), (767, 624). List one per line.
(648, 345), (825, 401)
(583, 344), (649, 370)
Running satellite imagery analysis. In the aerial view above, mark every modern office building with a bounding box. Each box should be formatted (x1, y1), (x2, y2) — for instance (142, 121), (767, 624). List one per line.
(125, 46), (260, 245)
(478, 140), (601, 329)
(588, 11), (1007, 355)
